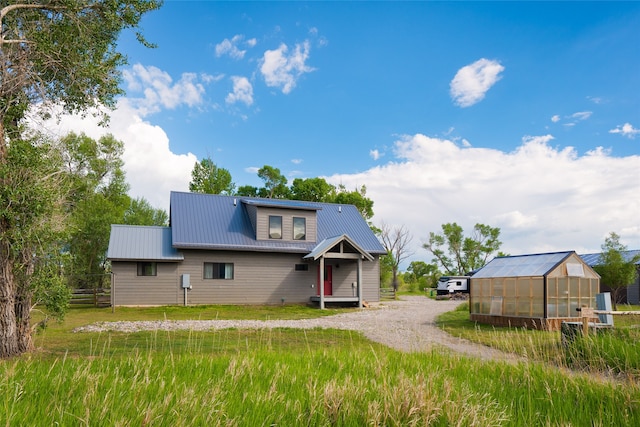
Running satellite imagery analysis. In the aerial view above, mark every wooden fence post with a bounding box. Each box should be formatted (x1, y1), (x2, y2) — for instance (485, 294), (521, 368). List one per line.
(581, 307), (595, 335)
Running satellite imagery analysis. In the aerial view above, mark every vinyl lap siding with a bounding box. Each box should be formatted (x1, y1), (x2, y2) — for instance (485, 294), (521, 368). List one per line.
(256, 207), (317, 242)
(326, 257), (380, 302)
(112, 262), (180, 305)
(112, 252), (380, 306)
(181, 250), (318, 305)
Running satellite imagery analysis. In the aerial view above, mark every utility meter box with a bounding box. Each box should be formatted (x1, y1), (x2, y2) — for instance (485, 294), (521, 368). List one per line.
(181, 274), (191, 289)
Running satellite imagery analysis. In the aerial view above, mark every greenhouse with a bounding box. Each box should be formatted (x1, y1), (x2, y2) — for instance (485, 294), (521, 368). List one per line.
(469, 251), (600, 330)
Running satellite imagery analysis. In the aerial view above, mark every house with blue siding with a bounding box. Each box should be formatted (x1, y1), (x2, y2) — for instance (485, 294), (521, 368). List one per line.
(107, 192), (386, 308)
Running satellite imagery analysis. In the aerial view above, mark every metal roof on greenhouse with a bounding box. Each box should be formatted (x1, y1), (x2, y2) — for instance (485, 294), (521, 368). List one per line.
(472, 251), (574, 278)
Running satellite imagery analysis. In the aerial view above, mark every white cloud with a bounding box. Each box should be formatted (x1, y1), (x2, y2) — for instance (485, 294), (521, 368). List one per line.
(122, 64), (208, 116)
(326, 133), (640, 267)
(291, 158), (303, 165)
(609, 123), (640, 139)
(571, 111), (592, 121)
(370, 149), (381, 160)
(551, 115), (560, 123)
(215, 35), (250, 60)
(225, 76), (254, 106)
(28, 100), (196, 211)
(260, 41), (315, 94)
(450, 58), (504, 107)
(201, 73), (225, 84)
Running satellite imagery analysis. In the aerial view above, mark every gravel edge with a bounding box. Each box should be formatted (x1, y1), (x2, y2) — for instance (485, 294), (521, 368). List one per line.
(74, 296), (521, 362)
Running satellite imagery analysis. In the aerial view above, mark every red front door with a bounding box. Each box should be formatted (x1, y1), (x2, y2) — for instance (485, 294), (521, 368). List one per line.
(317, 265), (333, 296)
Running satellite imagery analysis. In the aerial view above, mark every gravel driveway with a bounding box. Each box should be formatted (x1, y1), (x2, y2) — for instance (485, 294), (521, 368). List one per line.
(75, 296), (519, 362)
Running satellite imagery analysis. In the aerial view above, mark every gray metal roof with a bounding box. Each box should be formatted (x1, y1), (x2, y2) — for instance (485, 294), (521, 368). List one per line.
(169, 191), (386, 255)
(580, 250), (640, 266)
(241, 198), (320, 211)
(107, 225), (184, 261)
(472, 251), (574, 278)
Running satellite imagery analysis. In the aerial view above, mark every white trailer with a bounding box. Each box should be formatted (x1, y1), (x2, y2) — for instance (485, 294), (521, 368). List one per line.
(436, 276), (470, 295)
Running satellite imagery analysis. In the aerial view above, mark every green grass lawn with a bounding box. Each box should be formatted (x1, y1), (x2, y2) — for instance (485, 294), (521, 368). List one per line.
(2, 303), (639, 426)
(437, 302), (640, 379)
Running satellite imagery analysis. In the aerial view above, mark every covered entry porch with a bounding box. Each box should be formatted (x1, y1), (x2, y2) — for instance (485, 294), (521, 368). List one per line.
(304, 234), (374, 309)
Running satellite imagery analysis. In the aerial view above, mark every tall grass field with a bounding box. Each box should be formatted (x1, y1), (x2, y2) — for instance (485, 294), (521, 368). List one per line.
(1, 304), (639, 426)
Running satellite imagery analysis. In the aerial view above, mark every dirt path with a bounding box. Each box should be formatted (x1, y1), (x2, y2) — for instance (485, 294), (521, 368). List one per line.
(310, 296), (522, 361)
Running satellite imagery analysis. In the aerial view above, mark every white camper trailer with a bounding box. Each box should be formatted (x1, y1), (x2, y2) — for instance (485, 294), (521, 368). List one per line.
(436, 276), (470, 295)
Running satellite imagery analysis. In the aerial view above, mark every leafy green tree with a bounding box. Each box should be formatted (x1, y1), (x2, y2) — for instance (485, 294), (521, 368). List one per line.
(593, 232), (640, 310)
(61, 132), (126, 202)
(0, 0), (160, 358)
(290, 177), (335, 202)
(404, 261), (440, 291)
(123, 197), (168, 226)
(189, 157), (235, 195)
(333, 185), (374, 221)
(62, 133), (130, 289)
(69, 192), (127, 289)
(379, 252), (395, 288)
(257, 165), (290, 199)
(0, 132), (69, 356)
(423, 222), (502, 275)
(236, 185), (259, 197)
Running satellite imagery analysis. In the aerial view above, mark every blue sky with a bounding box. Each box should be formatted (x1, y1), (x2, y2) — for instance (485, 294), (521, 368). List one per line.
(38, 1), (640, 266)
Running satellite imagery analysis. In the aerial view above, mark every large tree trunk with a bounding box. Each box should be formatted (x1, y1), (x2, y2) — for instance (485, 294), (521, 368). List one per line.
(0, 120), (22, 358)
(15, 250), (35, 353)
(0, 241), (19, 358)
(15, 289), (33, 353)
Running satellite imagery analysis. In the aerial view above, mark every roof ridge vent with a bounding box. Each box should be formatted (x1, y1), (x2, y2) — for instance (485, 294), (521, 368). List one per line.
(338, 206), (342, 213)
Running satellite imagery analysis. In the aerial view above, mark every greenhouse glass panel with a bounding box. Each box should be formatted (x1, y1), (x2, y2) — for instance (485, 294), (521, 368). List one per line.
(532, 278), (544, 297)
(504, 299), (516, 316)
(532, 302), (544, 317)
(557, 278), (568, 296)
(569, 278), (579, 297)
(493, 278), (504, 296)
(557, 301), (569, 317)
(546, 299), (558, 317)
(517, 300), (531, 316)
(547, 278), (557, 297)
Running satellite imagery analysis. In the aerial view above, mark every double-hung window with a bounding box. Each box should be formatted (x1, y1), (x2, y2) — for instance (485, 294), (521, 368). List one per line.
(293, 217), (306, 240)
(204, 262), (234, 280)
(269, 215), (282, 239)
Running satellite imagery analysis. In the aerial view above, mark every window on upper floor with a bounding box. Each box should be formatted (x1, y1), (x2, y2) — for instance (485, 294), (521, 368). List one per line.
(137, 262), (157, 276)
(204, 262), (234, 280)
(269, 215), (282, 239)
(293, 217), (306, 240)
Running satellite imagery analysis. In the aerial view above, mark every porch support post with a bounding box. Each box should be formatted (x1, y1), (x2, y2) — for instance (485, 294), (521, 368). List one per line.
(357, 256), (363, 308)
(319, 256), (325, 310)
